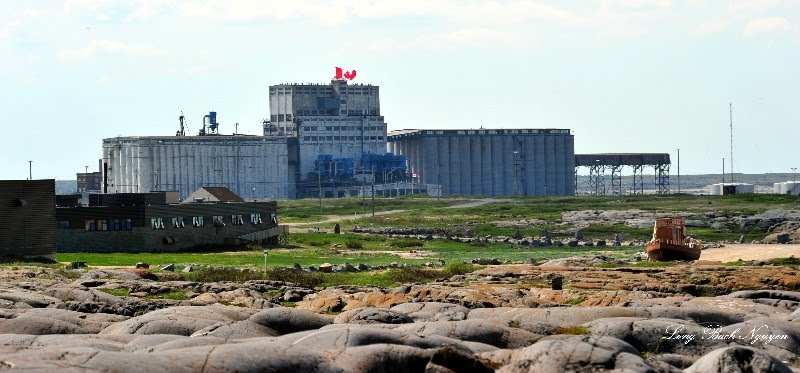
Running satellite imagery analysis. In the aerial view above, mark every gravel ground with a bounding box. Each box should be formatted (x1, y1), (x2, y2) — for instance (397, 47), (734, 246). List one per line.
(701, 244), (800, 262)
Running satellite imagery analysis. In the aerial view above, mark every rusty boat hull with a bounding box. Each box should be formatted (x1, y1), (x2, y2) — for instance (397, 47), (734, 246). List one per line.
(646, 242), (701, 261)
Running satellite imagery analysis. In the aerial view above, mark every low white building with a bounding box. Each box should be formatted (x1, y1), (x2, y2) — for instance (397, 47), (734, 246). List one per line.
(709, 183), (755, 195)
(774, 181), (800, 196)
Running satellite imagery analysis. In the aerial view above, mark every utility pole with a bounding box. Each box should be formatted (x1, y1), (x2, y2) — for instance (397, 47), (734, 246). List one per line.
(676, 148), (680, 194)
(85, 165), (88, 174)
(436, 165), (441, 198)
(729, 103), (734, 183)
(361, 167), (366, 209)
(513, 151), (519, 196)
(264, 249), (269, 276)
(28, 161), (32, 180)
(371, 167), (375, 217)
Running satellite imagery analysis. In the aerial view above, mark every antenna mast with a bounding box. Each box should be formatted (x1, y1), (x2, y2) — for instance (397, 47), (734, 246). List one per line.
(729, 102), (733, 183)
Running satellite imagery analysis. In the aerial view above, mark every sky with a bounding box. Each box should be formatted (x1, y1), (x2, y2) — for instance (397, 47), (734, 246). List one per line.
(1, 0), (799, 180)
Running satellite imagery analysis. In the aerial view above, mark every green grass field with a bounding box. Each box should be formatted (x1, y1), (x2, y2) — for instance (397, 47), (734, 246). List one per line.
(281, 194), (799, 240)
(51, 194), (798, 270)
(56, 232), (643, 269)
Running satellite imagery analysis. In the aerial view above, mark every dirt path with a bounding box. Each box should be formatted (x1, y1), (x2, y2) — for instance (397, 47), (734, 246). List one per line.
(700, 244), (800, 262)
(284, 209), (406, 227)
(444, 198), (510, 209)
(285, 198), (509, 228)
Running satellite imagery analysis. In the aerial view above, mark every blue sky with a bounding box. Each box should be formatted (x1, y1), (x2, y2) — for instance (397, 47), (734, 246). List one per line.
(1, 0), (798, 180)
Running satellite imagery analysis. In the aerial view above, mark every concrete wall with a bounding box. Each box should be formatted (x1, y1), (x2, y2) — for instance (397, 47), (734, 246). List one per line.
(102, 136), (291, 200)
(0, 180), (56, 259)
(389, 129), (575, 197)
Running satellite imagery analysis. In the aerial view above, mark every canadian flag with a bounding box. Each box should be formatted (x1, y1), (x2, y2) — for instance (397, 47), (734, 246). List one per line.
(335, 67), (357, 81)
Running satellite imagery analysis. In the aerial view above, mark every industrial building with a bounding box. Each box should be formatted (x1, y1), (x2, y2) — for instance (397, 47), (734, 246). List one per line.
(388, 129), (575, 196)
(99, 77), (670, 199)
(56, 189), (284, 252)
(267, 80), (388, 194)
(76, 171), (101, 194)
(0, 180), (56, 259)
(102, 135), (291, 200)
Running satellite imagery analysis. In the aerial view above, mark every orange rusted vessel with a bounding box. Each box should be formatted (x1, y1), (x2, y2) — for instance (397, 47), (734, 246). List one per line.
(646, 218), (702, 261)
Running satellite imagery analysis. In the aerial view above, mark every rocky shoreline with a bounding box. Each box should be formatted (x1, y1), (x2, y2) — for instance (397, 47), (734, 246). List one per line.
(0, 258), (799, 371)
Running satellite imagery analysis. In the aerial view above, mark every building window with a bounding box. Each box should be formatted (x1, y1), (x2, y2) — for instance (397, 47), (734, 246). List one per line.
(251, 214), (262, 224)
(85, 220), (97, 231)
(212, 215), (225, 227)
(231, 214), (244, 226)
(112, 219), (121, 231)
(151, 218), (164, 230)
(172, 217), (185, 228)
(192, 216), (204, 227)
(99, 220), (108, 231)
(58, 221), (70, 229)
(125, 219), (132, 230)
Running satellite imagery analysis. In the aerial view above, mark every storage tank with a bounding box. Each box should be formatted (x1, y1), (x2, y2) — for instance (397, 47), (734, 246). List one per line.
(785, 182), (800, 196)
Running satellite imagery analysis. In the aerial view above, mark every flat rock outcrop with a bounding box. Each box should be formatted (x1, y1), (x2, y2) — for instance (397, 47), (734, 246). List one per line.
(0, 262), (798, 371)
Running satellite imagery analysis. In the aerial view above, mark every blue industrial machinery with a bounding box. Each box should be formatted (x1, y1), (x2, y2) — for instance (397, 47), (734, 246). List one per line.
(314, 155), (355, 178)
(361, 152), (407, 183)
(199, 111), (219, 135)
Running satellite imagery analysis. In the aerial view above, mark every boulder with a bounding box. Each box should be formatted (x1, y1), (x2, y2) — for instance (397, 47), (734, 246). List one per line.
(333, 308), (413, 325)
(248, 307), (332, 334)
(318, 263), (333, 273)
(190, 320), (280, 339)
(100, 305), (257, 336)
(390, 302), (470, 322)
(684, 346), (792, 373)
(493, 335), (655, 372)
(395, 319), (543, 349)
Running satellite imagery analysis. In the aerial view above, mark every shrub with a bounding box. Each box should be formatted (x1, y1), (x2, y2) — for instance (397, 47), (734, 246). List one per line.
(55, 268), (82, 279)
(442, 262), (479, 277)
(553, 325), (589, 335)
(97, 287), (131, 297)
(308, 240), (331, 247)
(345, 240), (364, 249)
(385, 266), (439, 283)
(389, 239), (424, 248)
(567, 296), (586, 305)
(145, 291), (190, 300)
(265, 267), (324, 288)
(186, 267), (264, 282)
(771, 257), (800, 266)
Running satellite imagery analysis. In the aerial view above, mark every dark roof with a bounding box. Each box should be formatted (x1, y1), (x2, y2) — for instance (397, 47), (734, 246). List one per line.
(201, 187), (245, 202)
